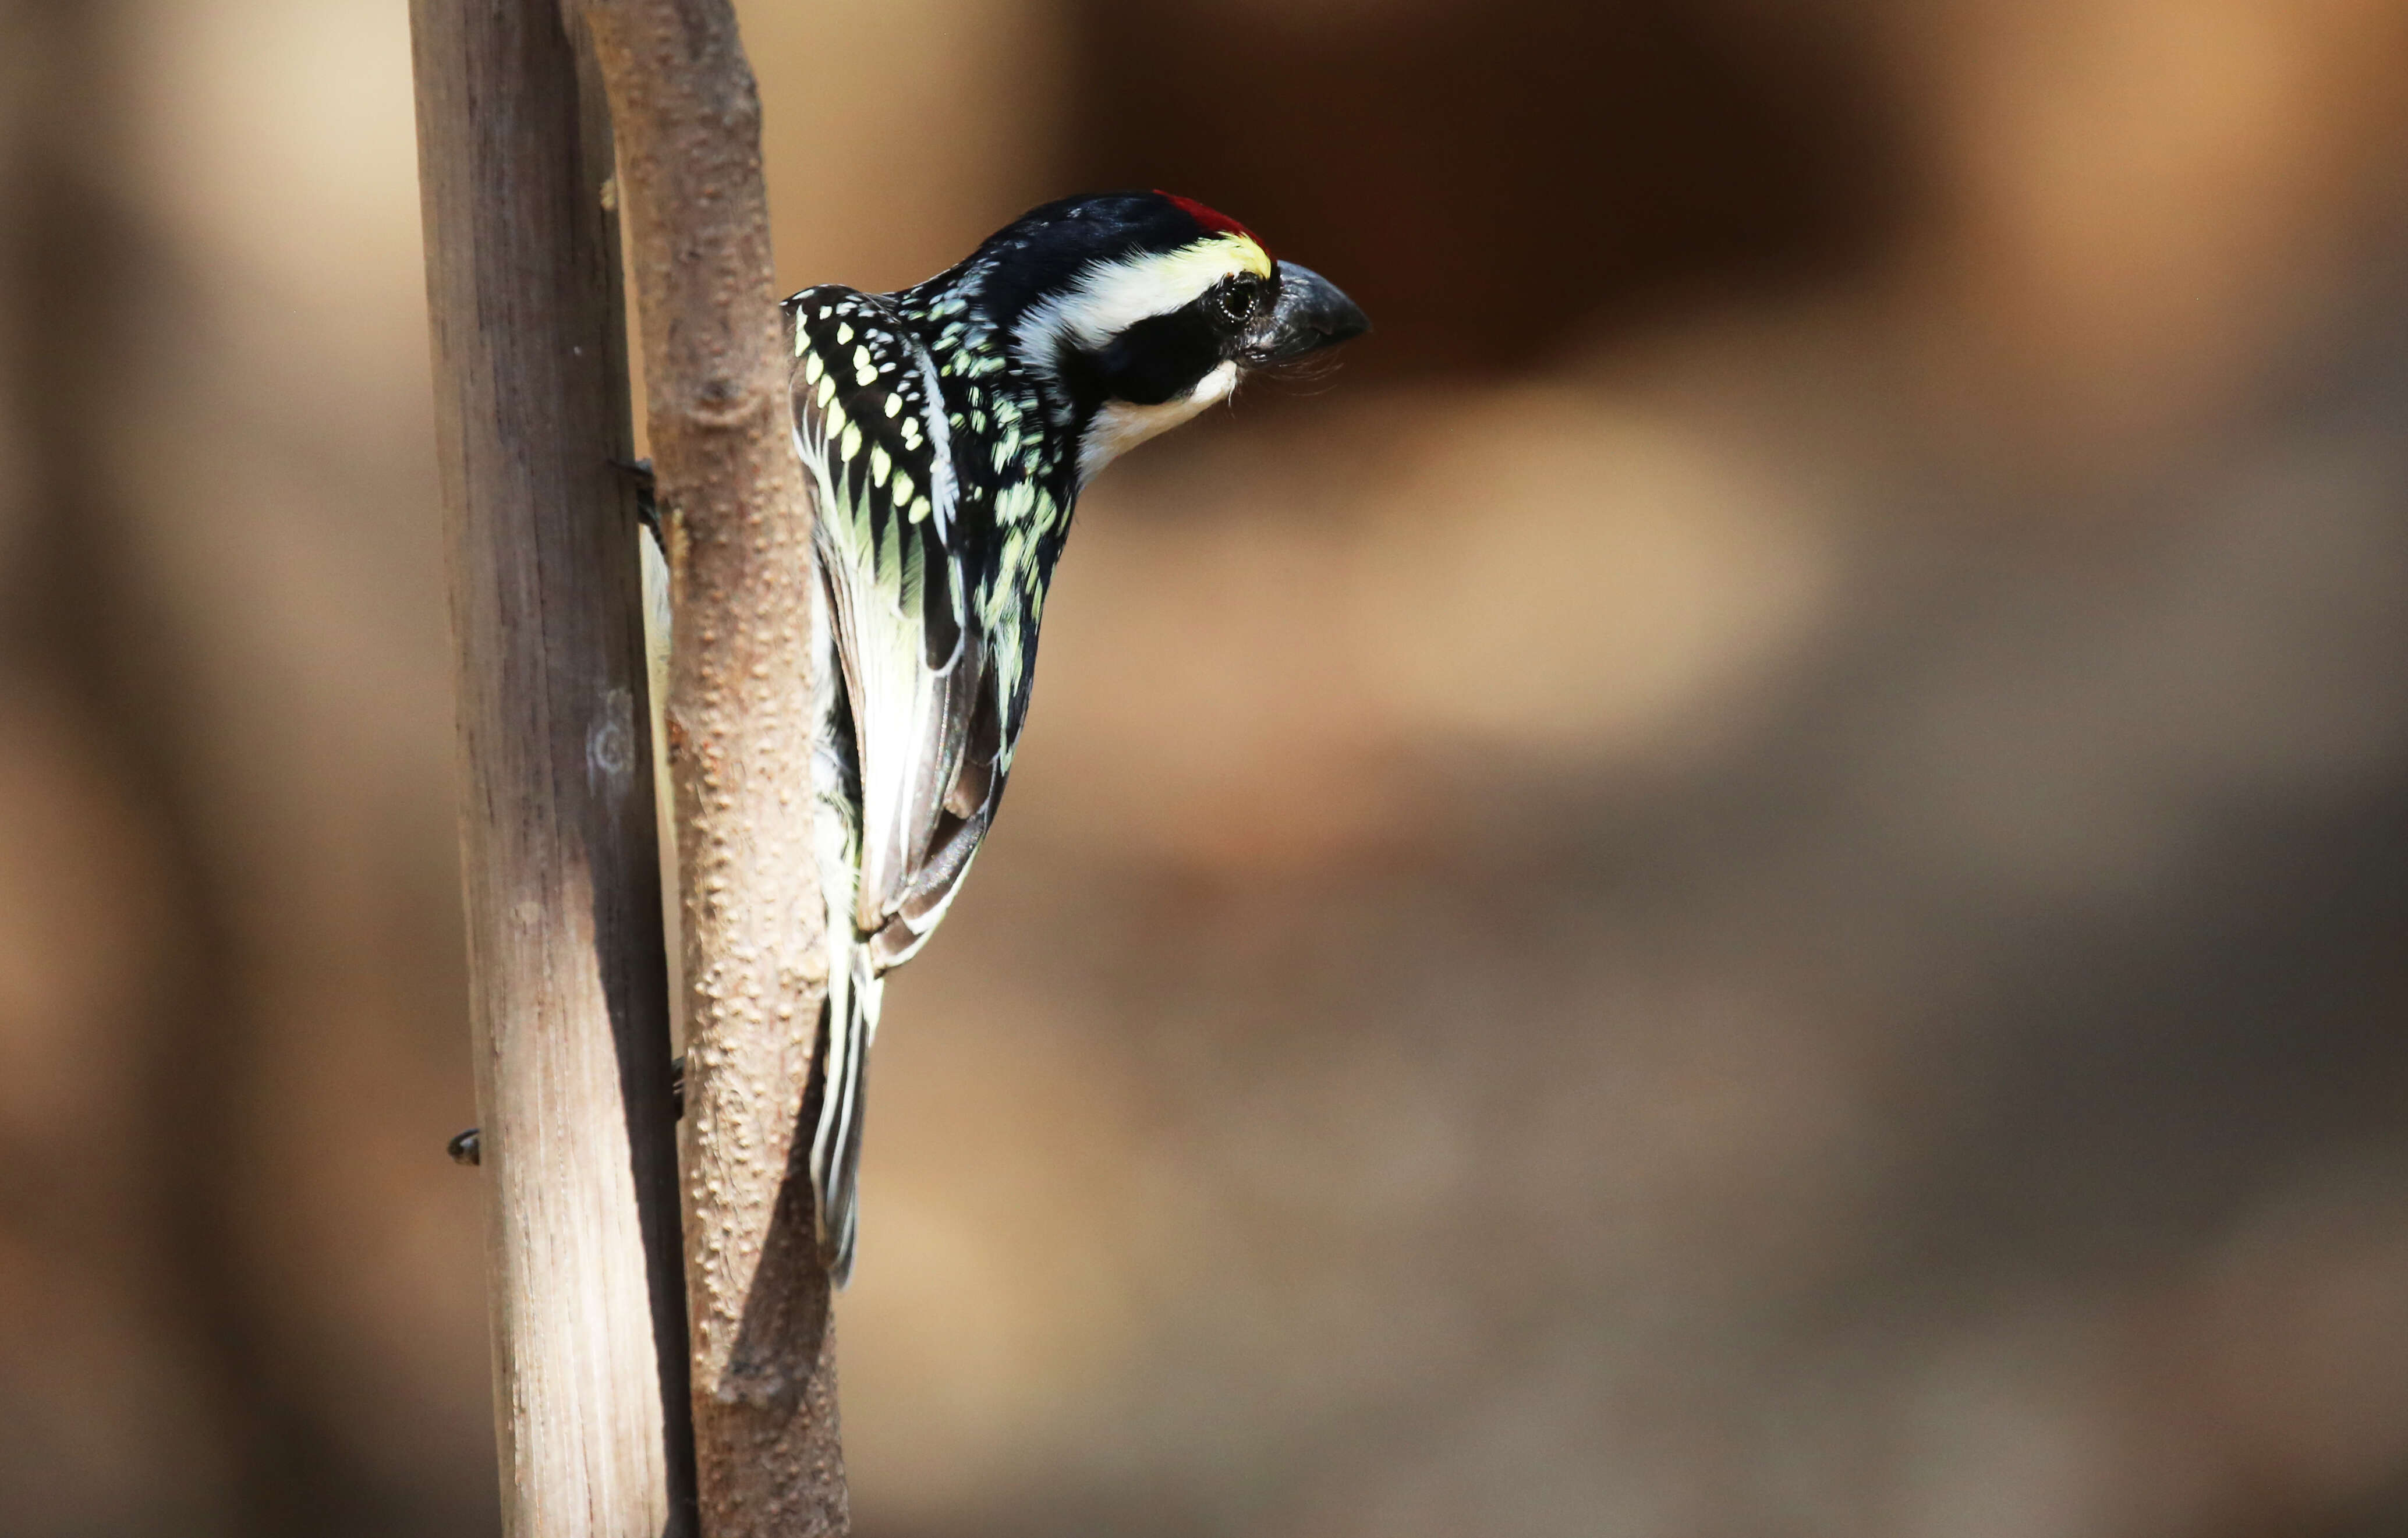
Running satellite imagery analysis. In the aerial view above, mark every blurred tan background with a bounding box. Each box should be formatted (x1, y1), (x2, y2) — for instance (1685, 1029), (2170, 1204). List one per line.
(8, 0), (2408, 1533)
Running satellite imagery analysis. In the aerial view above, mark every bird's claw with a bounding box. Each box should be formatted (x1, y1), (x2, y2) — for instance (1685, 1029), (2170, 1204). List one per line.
(611, 456), (660, 544)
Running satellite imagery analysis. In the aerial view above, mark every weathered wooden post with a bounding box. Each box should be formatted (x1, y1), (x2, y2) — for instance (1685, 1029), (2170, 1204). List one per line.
(410, 1), (696, 1531)
(417, 0), (847, 1529)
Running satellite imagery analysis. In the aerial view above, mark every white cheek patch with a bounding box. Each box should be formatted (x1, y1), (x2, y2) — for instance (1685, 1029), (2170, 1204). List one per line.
(1078, 359), (1238, 482)
(1013, 236), (1265, 391)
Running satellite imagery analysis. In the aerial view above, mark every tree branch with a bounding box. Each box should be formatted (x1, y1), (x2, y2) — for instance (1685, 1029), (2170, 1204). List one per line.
(569, 1), (848, 1532)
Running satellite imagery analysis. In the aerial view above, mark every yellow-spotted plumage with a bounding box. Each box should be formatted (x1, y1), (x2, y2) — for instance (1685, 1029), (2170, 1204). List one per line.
(764, 192), (1367, 1281)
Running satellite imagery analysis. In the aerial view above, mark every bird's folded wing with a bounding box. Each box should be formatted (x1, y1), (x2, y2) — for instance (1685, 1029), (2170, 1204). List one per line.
(788, 286), (996, 962)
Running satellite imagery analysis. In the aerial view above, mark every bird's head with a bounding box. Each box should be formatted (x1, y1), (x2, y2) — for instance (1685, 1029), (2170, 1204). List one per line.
(957, 190), (1369, 481)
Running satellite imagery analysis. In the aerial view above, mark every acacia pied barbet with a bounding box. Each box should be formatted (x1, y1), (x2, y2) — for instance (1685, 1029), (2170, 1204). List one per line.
(785, 190), (1366, 1281)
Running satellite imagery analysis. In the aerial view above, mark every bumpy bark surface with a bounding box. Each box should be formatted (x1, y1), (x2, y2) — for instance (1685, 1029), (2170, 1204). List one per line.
(571, 1), (848, 1532)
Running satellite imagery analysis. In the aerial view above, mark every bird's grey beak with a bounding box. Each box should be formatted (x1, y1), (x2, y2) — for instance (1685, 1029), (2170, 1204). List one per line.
(1251, 260), (1370, 364)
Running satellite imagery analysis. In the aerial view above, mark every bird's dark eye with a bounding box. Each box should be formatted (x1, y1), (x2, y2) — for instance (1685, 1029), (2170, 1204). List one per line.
(1212, 279), (1259, 328)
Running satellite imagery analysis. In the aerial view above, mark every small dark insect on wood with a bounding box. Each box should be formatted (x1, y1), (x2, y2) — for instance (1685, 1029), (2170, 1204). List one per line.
(449, 1055), (685, 1166)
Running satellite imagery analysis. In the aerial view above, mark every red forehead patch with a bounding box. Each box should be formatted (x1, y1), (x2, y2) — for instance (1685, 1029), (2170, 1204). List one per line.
(1157, 190), (1262, 249)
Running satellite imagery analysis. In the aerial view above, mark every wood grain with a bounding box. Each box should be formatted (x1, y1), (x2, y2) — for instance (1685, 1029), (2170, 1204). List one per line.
(409, 1), (695, 1531)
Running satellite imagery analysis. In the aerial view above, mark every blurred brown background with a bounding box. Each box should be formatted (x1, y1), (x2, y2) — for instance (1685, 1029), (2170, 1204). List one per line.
(8, 0), (2408, 1533)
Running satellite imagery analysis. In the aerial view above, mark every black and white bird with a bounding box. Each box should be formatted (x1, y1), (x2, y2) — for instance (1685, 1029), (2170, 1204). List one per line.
(774, 190), (1368, 1281)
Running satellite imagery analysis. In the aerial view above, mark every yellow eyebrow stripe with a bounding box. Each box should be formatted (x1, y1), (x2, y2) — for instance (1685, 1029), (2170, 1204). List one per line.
(1220, 233), (1273, 279)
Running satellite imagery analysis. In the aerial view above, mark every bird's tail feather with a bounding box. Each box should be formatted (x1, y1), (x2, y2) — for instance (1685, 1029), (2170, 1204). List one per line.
(810, 935), (880, 1286)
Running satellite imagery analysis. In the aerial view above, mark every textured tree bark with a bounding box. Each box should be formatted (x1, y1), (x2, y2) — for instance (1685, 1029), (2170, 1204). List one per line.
(410, 1), (696, 1534)
(571, 1), (850, 1533)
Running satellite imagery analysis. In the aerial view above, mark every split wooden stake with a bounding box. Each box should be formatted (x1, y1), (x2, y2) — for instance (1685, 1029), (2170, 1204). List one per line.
(410, 0), (697, 1532)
